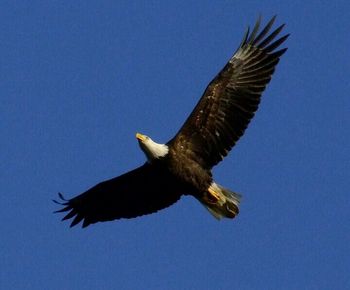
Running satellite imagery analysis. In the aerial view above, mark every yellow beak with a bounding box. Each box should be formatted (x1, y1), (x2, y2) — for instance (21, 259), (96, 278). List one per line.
(136, 133), (146, 142)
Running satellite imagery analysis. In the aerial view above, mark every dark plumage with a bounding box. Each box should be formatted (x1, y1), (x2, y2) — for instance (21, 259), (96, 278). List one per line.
(55, 16), (289, 228)
(55, 163), (182, 227)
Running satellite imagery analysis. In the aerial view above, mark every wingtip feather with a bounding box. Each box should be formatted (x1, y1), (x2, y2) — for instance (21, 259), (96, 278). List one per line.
(252, 15), (276, 45)
(62, 210), (77, 221)
(258, 23), (286, 49)
(247, 15), (262, 43)
(70, 215), (84, 227)
(54, 205), (71, 213)
(264, 34), (289, 53)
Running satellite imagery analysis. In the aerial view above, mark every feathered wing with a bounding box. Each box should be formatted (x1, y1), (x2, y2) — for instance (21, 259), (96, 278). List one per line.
(168, 16), (289, 169)
(54, 163), (182, 228)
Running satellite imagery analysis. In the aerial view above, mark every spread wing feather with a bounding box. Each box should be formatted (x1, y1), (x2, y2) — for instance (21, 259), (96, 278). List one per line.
(168, 16), (289, 169)
(54, 163), (181, 228)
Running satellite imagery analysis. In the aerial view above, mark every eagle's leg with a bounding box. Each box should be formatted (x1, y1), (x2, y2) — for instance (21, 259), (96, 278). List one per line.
(207, 186), (221, 203)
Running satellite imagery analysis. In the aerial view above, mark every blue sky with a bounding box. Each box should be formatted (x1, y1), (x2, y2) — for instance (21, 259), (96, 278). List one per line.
(1, 1), (349, 289)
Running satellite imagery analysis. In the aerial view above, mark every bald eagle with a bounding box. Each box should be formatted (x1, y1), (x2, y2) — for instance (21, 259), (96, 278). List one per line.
(55, 16), (288, 228)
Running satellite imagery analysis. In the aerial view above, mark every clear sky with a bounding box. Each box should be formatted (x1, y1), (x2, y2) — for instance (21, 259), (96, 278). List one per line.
(1, 1), (349, 289)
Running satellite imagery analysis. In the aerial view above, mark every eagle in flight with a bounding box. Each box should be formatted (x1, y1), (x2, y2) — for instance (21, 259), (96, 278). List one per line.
(55, 16), (288, 228)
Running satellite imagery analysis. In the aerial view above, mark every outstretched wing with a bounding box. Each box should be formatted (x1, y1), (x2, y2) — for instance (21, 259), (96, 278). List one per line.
(168, 16), (289, 169)
(54, 163), (181, 228)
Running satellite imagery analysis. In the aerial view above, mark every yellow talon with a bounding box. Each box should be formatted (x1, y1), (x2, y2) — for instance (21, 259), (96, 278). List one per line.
(208, 187), (221, 202)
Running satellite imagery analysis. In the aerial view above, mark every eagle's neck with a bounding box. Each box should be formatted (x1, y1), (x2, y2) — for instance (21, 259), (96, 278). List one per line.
(139, 137), (169, 163)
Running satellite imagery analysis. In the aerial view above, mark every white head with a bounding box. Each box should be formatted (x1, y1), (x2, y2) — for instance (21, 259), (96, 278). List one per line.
(136, 133), (169, 162)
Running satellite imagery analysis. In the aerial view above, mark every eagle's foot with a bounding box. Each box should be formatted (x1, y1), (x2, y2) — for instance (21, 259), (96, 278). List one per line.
(207, 187), (221, 203)
(226, 204), (238, 217)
